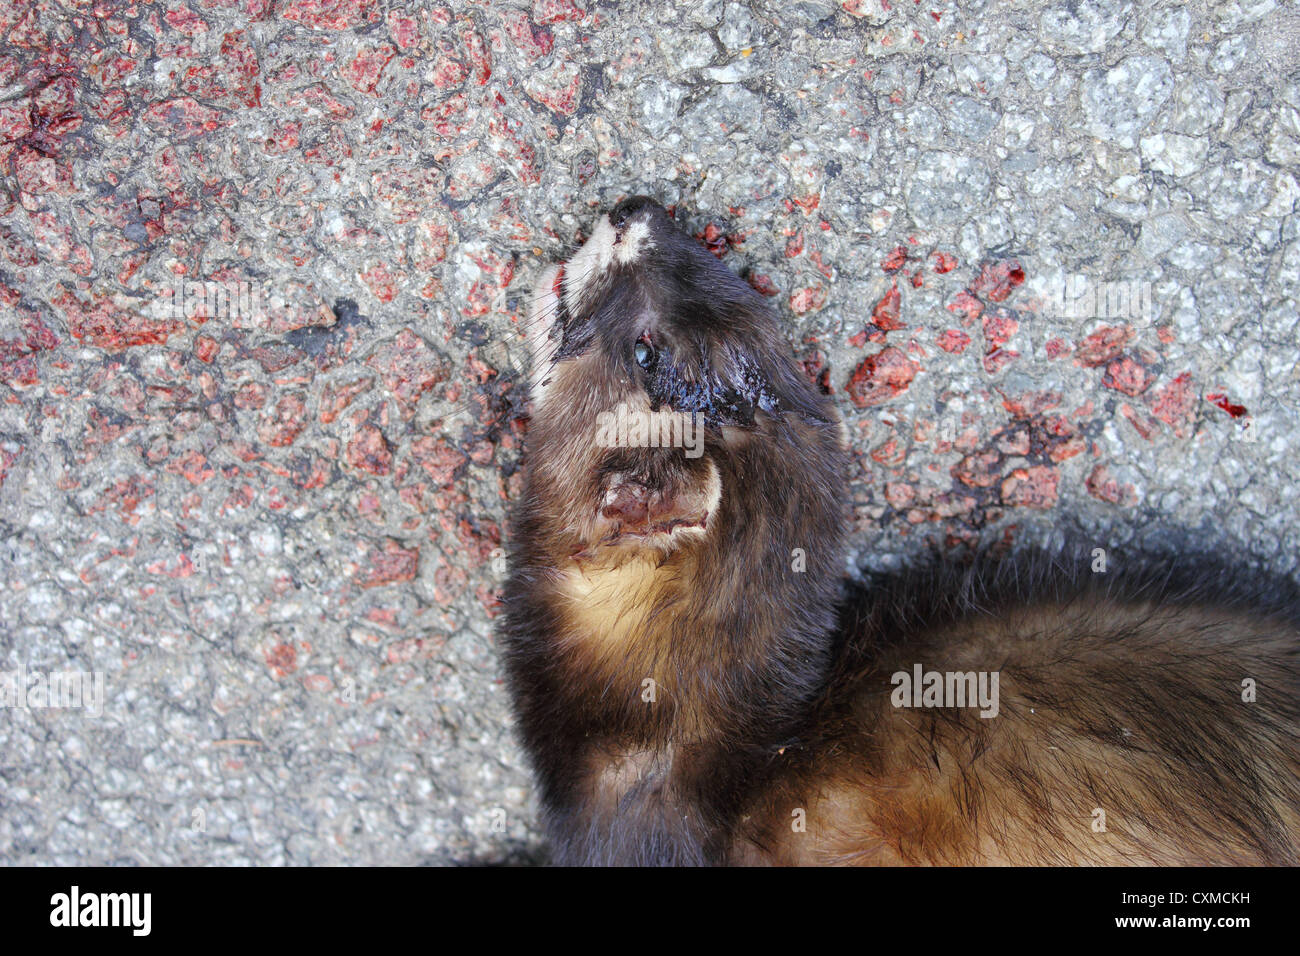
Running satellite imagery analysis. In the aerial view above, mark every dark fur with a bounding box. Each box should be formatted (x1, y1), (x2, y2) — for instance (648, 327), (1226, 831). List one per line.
(500, 198), (1300, 866)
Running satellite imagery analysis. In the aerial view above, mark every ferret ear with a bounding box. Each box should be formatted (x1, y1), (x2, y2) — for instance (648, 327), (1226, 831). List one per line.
(598, 463), (721, 539)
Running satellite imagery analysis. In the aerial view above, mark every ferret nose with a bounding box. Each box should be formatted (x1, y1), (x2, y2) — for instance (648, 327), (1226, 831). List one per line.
(609, 196), (662, 228)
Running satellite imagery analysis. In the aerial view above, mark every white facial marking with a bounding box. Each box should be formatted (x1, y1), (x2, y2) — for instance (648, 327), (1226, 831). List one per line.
(614, 219), (651, 265)
(530, 207), (657, 411)
(561, 211), (654, 313)
(690, 459), (722, 539)
(562, 214), (614, 312)
(526, 263), (562, 409)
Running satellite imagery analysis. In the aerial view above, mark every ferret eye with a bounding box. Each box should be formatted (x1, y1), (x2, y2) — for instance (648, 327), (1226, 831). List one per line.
(634, 340), (654, 368)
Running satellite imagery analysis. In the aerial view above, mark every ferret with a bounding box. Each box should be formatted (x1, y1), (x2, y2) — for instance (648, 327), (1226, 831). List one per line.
(500, 196), (1300, 866)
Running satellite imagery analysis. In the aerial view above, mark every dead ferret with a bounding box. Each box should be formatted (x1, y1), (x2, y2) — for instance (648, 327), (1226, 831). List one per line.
(499, 196), (1300, 866)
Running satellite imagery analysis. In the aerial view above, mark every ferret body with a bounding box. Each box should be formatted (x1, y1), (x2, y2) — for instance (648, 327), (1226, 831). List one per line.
(500, 197), (1300, 866)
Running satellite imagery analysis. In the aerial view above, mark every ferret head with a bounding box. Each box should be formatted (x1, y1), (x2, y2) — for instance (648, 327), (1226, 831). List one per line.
(522, 197), (845, 564)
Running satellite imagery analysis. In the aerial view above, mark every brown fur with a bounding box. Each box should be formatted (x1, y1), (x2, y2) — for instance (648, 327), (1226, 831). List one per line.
(740, 601), (1300, 865)
(500, 197), (1300, 866)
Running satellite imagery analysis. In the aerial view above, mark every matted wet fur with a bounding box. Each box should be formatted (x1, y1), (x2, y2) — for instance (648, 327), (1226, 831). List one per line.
(500, 196), (1300, 866)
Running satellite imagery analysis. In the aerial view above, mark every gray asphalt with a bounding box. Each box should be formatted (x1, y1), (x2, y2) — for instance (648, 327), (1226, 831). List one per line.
(0, 0), (1297, 864)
